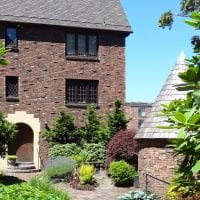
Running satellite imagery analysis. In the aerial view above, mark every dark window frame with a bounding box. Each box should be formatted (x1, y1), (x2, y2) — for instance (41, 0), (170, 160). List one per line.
(138, 107), (145, 117)
(66, 79), (98, 106)
(5, 26), (18, 50)
(66, 32), (99, 58)
(5, 76), (19, 101)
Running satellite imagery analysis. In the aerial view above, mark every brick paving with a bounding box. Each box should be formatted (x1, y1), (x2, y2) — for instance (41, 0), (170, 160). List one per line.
(5, 170), (137, 200)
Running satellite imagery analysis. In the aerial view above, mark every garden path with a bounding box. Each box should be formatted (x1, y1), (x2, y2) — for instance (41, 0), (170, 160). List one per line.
(5, 170), (137, 200)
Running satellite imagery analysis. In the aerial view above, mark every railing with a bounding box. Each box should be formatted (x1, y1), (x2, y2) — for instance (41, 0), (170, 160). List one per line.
(145, 173), (170, 193)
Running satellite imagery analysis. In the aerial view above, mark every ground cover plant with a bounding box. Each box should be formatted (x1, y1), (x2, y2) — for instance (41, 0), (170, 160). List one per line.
(117, 190), (159, 200)
(108, 160), (137, 186)
(0, 176), (70, 200)
(48, 143), (81, 158)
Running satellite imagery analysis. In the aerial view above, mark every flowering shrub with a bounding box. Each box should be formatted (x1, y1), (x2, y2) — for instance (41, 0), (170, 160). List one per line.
(106, 130), (138, 166)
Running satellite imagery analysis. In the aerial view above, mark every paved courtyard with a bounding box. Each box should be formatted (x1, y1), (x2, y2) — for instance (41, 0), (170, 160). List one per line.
(6, 170), (137, 200)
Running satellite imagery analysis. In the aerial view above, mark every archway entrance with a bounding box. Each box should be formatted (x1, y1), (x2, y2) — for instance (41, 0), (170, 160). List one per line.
(8, 123), (33, 162)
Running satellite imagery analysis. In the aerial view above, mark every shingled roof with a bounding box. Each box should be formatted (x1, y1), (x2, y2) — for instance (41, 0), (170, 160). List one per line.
(0, 0), (132, 33)
(135, 52), (188, 139)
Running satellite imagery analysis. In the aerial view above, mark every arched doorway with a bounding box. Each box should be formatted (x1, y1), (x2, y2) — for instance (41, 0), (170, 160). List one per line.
(8, 123), (33, 162)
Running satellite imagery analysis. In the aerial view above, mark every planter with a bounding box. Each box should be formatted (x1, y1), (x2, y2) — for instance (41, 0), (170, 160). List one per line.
(7, 155), (17, 166)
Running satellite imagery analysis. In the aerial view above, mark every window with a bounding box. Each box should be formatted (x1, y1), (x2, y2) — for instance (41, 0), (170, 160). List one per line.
(138, 107), (145, 117)
(66, 79), (98, 104)
(6, 76), (19, 99)
(138, 120), (144, 128)
(66, 33), (98, 57)
(5, 27), (18, 49)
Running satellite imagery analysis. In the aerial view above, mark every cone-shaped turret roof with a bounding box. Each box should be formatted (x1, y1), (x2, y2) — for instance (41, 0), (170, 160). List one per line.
(135, 52), (188, 139)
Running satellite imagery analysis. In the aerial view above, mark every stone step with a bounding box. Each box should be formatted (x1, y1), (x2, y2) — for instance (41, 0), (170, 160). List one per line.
(4, 168), (40, 173)
(4, 162), (40, 173)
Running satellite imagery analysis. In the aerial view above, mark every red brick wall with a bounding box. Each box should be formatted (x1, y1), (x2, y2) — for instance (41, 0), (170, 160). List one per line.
(0, 24), (126, 163)
(125, 105), (152, 131)
(137, 139), (177, 197)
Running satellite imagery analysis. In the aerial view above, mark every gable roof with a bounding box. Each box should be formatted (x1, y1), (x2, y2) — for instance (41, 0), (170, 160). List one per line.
(135, 52), (188, 139)
(0, 0), (132, 33)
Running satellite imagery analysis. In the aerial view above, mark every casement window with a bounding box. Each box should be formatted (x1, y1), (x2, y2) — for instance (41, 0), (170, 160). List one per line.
(6, 76), (19, 99)
(5, 27), (18, 49)
(138, 107), (145, 117)
(66, 79), (98, 104)
(66, 33), (98, 57)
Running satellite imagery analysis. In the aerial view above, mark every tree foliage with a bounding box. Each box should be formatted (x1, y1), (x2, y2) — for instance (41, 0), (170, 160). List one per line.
(159, 12), (200, 197)
(83, 104), (101, 143)
(107, 99), (129, 139)
(0, 42), (9, 66)
(158, 0), (200, 29)
(43, 109), (77, 145)
(0, 112), (17, 157)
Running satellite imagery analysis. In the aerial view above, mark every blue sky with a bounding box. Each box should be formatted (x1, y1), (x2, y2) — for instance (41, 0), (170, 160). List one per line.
(121, 0), (196, 103)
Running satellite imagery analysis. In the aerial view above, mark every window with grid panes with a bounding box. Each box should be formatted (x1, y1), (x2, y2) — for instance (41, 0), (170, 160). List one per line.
(6, 76), (18, 98)
(66, 79), (98, 104)
(66, 33), (98, 57)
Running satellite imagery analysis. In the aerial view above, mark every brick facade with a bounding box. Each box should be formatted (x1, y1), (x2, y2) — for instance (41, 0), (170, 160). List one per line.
(137, 139), (177, 197)
(125, 103), (152, 131)
(0, 23), (126, 164)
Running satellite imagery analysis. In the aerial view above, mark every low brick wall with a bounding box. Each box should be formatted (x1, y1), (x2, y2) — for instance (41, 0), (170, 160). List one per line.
(137, 139), (177, 197)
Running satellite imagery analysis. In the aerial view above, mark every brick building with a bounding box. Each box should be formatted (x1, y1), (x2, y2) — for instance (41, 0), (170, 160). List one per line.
(135, 52), (187, 196)
(0, 0), (132, 170)
(125, 102), (152, 131)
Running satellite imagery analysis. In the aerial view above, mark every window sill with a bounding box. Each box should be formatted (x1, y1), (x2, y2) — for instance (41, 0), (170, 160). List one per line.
(66, 103), (100, 109)
(6, 97), (19, 102)
(66, 55), (99, 62)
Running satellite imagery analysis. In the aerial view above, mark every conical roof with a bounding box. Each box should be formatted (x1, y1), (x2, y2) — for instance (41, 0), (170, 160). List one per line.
(135, 52), (188, 139)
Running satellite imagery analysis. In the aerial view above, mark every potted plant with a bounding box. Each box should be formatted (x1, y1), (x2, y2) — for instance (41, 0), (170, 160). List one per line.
(7, 155), (17, 166)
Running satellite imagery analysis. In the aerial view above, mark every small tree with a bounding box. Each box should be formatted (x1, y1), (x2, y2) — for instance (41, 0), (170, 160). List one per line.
(0, 112), (17, 157)
(84, 104), (100, 143)
(107, 99), (129, 139)
(43, 109), (77, 145)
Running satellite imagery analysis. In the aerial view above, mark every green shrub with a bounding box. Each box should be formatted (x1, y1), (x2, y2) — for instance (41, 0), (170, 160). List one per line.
(79, 164), (95, 185)
(49, 143), (81, 158)
(82, 143), (106, 163)
(45, 156), (76, 179)
(70, 150), (89, 167)
(0, 180), (70, 200)
(117, 190), (159, 200)
(107, 99), (129, 139)
(108, 160), (136, 186)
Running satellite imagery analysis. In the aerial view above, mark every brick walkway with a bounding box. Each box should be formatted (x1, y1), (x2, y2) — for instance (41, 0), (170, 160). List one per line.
(5, 170), (137, 200)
